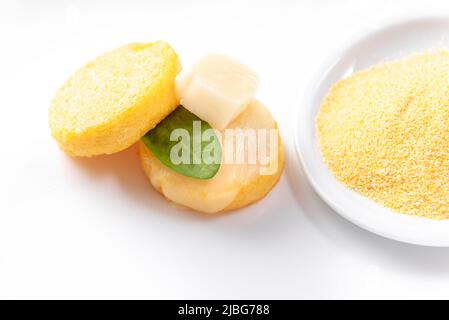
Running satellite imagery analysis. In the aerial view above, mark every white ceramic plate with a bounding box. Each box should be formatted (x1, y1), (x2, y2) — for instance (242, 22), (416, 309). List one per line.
(295, 16), (449, 247)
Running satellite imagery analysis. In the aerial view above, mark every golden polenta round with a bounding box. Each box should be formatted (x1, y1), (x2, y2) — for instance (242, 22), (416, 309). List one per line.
(49, 41), (181, 156)
(139, 99), (284, 214)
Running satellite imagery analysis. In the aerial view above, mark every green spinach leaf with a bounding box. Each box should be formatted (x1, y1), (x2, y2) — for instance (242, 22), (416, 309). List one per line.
(141, 106), (221, 179)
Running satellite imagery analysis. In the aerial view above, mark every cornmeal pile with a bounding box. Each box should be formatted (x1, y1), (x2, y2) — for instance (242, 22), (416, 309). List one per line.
(316, 50), (449, 219)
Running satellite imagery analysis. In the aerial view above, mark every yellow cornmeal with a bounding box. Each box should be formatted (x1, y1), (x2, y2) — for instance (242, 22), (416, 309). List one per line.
(316, 50), (449, 219)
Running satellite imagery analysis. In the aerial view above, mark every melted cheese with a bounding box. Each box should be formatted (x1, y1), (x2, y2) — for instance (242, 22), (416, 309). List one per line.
(143, 99), (276, 213)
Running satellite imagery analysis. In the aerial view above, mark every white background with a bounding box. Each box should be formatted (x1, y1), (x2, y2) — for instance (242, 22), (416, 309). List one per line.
(1, 0), (449, 299)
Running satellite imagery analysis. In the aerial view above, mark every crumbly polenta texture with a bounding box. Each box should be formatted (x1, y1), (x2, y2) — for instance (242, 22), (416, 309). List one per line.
(316, 50), (449, 219)
(49, 41), (181, 156)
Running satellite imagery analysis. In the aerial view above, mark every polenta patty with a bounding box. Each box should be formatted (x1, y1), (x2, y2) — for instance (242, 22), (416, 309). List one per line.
(139, 100), (284, 213)
(49, 41), (180, 156)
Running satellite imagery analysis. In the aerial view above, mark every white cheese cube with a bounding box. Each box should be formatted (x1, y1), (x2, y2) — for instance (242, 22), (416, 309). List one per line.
(175, 54), (259, 130)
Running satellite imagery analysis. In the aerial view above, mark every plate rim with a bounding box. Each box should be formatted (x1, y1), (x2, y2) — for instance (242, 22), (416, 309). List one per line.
(294, 14), (449, 247)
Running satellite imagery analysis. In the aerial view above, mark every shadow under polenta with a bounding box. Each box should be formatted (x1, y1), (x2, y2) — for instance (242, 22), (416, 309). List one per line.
(67, 143), (244, 221)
